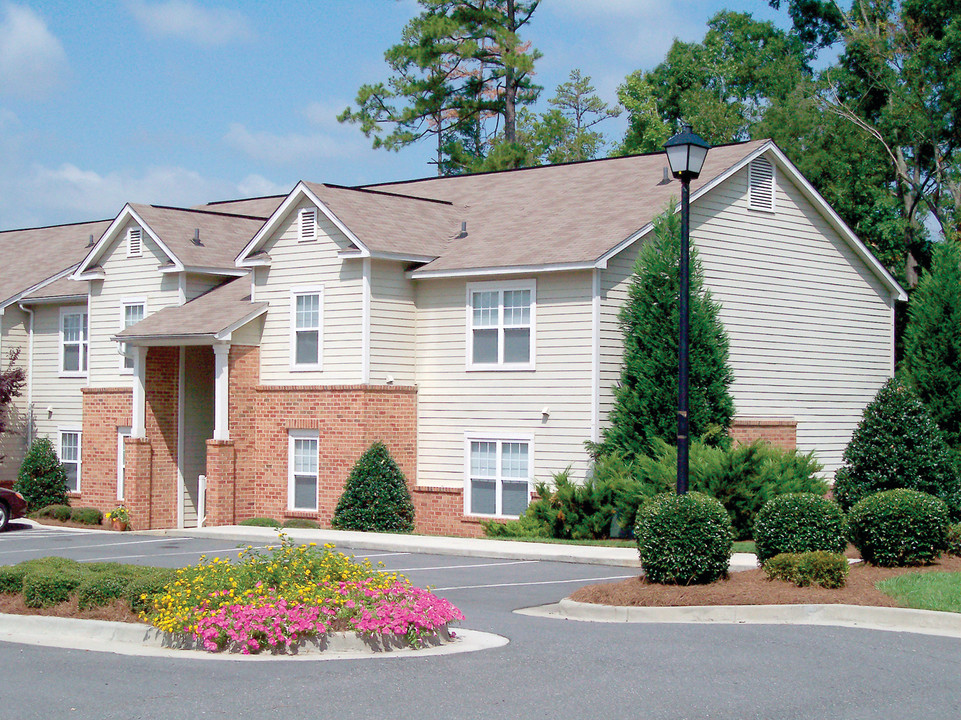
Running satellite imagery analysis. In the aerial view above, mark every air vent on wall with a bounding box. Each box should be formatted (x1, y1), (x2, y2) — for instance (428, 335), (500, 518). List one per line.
(300, 208), (317, 241)
(748, 157), (776, 212)
(127, 227), (143, 257)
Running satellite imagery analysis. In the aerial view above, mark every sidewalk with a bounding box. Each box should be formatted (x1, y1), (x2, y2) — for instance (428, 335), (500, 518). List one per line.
(148, 525), (760, 571)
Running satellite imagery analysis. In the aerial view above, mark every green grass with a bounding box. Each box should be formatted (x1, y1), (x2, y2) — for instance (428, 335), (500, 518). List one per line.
(733, 540), (756, 554)
(876, 572), (961, 613)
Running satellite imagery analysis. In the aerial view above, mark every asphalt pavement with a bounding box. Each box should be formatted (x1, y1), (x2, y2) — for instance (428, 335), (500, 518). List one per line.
(1, 520), (959, 720)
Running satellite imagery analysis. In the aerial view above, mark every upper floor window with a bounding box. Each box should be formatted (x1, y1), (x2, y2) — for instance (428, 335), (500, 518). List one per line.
(290, 288), (323, 370)
(127, 227), (143, 257)
(121, 300), (145, 371)
(60, 309), (88, 376)
(59, 430), (81, 493)
(300, 208), (317, 241)
(467, 280), (535, 370)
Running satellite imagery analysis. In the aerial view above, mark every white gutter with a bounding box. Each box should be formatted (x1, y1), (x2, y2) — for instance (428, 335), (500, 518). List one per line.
(17, 303), (34, 444)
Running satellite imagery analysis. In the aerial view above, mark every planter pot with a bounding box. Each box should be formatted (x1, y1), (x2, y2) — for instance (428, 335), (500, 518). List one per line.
(111, 519), (128, 532)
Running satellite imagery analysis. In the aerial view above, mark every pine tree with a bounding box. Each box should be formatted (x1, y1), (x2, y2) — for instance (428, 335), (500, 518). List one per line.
(593, 208), (735, 462)
(14, 437), (68, 511)
(332, 443), (415, 532)
(904, 241), (961, 447)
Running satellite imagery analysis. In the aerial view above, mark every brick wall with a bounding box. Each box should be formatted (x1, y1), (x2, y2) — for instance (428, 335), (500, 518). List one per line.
(731, 416), (797, 450)
(412, 486), (485, 537)
(79, 387), (131, 513)
(143, 347), (179, 529)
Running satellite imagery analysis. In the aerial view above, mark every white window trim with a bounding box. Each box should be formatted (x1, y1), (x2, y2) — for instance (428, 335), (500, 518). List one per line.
(59, 306), (88, 378)
(465, 279), (536, 371)
(287, 429), (319, 512)
(289, 286), (324, 371)
(299, 207), (317, 242)
(126, 226), (143, 257)
(748, 157), (777, 213)
(119, 298), (147, 373)
(463, 432), (534, 518)
(59, 427), (82, 494)
(117, 426), (131, 501)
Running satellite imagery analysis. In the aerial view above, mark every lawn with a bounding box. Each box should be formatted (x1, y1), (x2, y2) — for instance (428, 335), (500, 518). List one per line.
(876, 571), (961, 613)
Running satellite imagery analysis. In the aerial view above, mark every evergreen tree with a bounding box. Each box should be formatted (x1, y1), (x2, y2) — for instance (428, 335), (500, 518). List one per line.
(14, 437), (68, 511)
(904, 242), (961, 446)
(592, 208), (735, 462)
(332, 442), (415, 532)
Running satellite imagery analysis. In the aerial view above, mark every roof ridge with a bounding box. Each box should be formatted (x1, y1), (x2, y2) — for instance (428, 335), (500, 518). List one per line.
(316, 182), (455, 207)
(204, 193), (287, 207)
(0, 218), (112, 235)
(138, 203), (270, 221)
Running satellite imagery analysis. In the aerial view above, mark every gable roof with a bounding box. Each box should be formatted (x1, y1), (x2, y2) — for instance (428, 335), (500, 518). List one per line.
(0, 219), (110, 309)
(197, 195), (286, 218)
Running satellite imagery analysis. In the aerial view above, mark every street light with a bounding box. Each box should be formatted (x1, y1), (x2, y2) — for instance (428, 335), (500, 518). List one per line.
(664, 124), (710, 495)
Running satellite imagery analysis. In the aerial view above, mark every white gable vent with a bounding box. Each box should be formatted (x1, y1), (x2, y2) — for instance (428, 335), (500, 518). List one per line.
(127, 227), (143, 257)
(300, 208), (317, 241)
(748, 157), (776, 212)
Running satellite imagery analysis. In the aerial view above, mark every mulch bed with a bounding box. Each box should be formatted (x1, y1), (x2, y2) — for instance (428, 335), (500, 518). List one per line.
(571, 551), (961, 608)
(0, 595), (141, 623)
(29, 518), (119, 531)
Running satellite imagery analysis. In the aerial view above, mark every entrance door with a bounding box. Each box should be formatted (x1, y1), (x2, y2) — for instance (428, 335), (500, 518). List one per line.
(117, 426), (131, 501)
(181, 347), (214, 528)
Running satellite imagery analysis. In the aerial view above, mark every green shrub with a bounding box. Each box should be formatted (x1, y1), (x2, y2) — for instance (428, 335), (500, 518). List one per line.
(282, 518), (320, 529)
(753, 493), (847, 563)
(238, 517), (281, 528)
(635, 491), (733, 585)
(125, 569), (178, 614)
(22, 568), (85, 608)
(70, 507), (103, 525)
(482, 511), (551, 539)
(763, 551), (849, 588)
(526, 465), (635, 540)
(37, 504), (72, 522)
(0, 565), (28, 594)
(948, 524), (961, 557)
(76, 574), (132, 610)
(848, 489), (950, 567)
(14, 438), (69, 511)
(833, 379), (960, 519)
(332, 442), (415, 532)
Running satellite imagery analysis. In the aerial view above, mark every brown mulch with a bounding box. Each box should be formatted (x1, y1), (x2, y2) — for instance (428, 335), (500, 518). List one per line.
(0, 595), (141, 623)
(570, 552), (961, 608)
(30, 518), (115, 530)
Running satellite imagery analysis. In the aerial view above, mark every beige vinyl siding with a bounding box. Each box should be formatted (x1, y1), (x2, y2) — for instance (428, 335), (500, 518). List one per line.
(0, 307), (30, 484)
(29, 303), (86, 451)
(414, 271), (594, 492)
(599, 158), (895, 477)
(88, 220), (183, 388)
(185, 273), (226, 302)
(369, 259), (416, 385)
(229, 317), (263, 347)
(255, 200), (363, 385)
(182, 346), (214, 527)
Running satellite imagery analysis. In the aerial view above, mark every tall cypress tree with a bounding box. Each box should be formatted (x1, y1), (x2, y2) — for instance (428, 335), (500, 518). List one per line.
(593, 208), (735, 462)
(904, 241), (961, 447)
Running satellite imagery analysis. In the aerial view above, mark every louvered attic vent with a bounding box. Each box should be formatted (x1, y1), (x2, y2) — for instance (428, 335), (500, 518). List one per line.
(300, 208), (317, 241)
(748, 157), (776, 212)
(127, 227), (143, 257)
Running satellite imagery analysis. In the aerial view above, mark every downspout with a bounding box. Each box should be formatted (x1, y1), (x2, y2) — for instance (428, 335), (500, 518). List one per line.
(18, 303), (34, 445)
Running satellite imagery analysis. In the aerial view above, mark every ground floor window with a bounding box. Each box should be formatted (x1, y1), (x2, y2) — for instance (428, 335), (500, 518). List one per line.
(466, 437), (531, 517)
(59, 430), (81, 493)
(288, 430), (318, 511)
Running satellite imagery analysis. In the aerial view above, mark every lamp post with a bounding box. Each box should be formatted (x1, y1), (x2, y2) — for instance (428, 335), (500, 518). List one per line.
(664, 124), (710, 495)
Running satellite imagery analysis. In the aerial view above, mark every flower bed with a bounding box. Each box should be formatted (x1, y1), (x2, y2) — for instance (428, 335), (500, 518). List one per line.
(142, 534), (464, 654)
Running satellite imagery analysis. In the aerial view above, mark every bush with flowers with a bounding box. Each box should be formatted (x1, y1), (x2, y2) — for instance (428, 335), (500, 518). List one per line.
(142, 533), (464, 654)
(104, 505), (130, 524)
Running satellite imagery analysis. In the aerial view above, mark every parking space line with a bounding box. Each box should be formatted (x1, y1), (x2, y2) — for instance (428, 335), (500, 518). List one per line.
(389, 560), (538, 573)
(0, 537), (184, 556)
(79, 545), (270, 563)
(433, 574), (634, 591)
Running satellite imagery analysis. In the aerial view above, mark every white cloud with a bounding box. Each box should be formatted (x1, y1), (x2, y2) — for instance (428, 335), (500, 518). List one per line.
(128, 1), (253, 46)
(303, 100), (350, 129)
(224, 122), (355, 165)
(236, 173), (290, 198)
(0, 3), (68, 99)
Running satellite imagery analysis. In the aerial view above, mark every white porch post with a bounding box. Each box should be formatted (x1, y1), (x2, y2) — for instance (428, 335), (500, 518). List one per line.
(213, 343), (230, 441)
(132, 346), (147, 438)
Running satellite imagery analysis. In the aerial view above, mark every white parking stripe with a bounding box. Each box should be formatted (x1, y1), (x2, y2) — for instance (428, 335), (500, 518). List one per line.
(433, 574), (634, 591)
(389, 560), (538, 573)
(0, 537), (189, 556)
(79, 545), (271, 563)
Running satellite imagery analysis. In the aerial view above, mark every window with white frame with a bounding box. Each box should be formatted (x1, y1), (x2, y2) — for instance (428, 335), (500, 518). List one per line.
(59, 430), (81, 493)
(121, 301), (145, 371)
(127, 227), (143, 257)
(60, 309), (88, 375)
(290, 288), (323, 369)
(466, 438), (531, 517)
(467, 280), (535, 369)
(300, 208), (317, 241)
(288, 430), (319, 511)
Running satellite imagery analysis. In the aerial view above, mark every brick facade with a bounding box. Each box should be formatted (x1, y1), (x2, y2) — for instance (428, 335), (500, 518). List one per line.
(731, 416), (797, 450)
(78, 387), (131, 513)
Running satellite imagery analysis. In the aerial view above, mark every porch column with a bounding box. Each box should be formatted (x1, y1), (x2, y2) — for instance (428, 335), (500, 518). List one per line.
(213, 342), (230, 441)
(132, 346), (148, 438)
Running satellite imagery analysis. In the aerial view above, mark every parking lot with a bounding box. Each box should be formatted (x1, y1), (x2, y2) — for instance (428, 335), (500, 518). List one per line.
(1, 521), (960, 720)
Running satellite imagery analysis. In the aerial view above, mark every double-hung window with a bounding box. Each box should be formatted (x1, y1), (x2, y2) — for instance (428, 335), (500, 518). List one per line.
(59, 430), (81, 493)
(288, 430), (319, 511)
(290, 288), (323, 370)
(120, 300), (145, 371)
(466, 437), (531, 517)
(60, 308), (88, 376)
(467, 280), (535, 370)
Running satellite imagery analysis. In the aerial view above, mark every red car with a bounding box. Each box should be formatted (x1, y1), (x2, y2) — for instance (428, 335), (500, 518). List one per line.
(0, 487), (27, 531)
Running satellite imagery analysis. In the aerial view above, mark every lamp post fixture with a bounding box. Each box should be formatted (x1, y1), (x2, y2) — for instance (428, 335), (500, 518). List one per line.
(664, 124), (710, 495)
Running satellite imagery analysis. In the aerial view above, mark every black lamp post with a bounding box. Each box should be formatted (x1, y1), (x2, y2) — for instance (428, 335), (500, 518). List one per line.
(664, 124), (710, 495)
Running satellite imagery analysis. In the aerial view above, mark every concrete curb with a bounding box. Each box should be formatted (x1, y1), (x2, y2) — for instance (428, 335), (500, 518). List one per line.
(0, 613), (507, 661)
(516, 598), (961, 639)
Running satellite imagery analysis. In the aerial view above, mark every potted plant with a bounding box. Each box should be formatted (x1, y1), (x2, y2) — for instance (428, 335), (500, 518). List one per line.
(105, 505), (130, 531)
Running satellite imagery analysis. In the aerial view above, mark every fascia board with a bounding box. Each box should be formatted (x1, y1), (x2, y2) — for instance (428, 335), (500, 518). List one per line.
(160, 265), (248, 277)
(408, 261), (595, 280)
(73, 204), (183, 276)
(0, 264), (81, 311)
(214, 304), (268, 341)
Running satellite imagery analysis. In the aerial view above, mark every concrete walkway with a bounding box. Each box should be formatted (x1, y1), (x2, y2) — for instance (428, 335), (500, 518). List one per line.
(150, 524), (760, 571)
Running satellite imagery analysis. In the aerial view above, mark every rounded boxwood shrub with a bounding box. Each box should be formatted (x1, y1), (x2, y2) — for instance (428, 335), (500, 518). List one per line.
(948, 524), (961, 558)
(635, 491), (733, 585)
(70, 507), (103, 525)
(762, 551), (849, 588)
(753, 493), (847, 563)
(848, 489), (950, 567)
(832, 379), (960, 519)
(332, 442), (415, 533)
(37, 504), (72, 522)
(0, 565), (28, 594)
(22, 568), (86, 608)
(125, 569), (177, 614)
(77, 573), (131, 611)
(14, 438), (69, 512)
(282, 518), (320, 529)
(238, 517), (281, 528)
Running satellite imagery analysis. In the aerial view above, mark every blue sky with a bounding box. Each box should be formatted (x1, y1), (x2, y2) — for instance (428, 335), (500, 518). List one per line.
(0, 0), (786, 230)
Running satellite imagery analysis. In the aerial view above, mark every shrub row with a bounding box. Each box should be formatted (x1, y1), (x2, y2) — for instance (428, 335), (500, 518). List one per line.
(763, 551), (849, 588)
(238, 517), (322, 530)
(35, 505), (103, 525)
